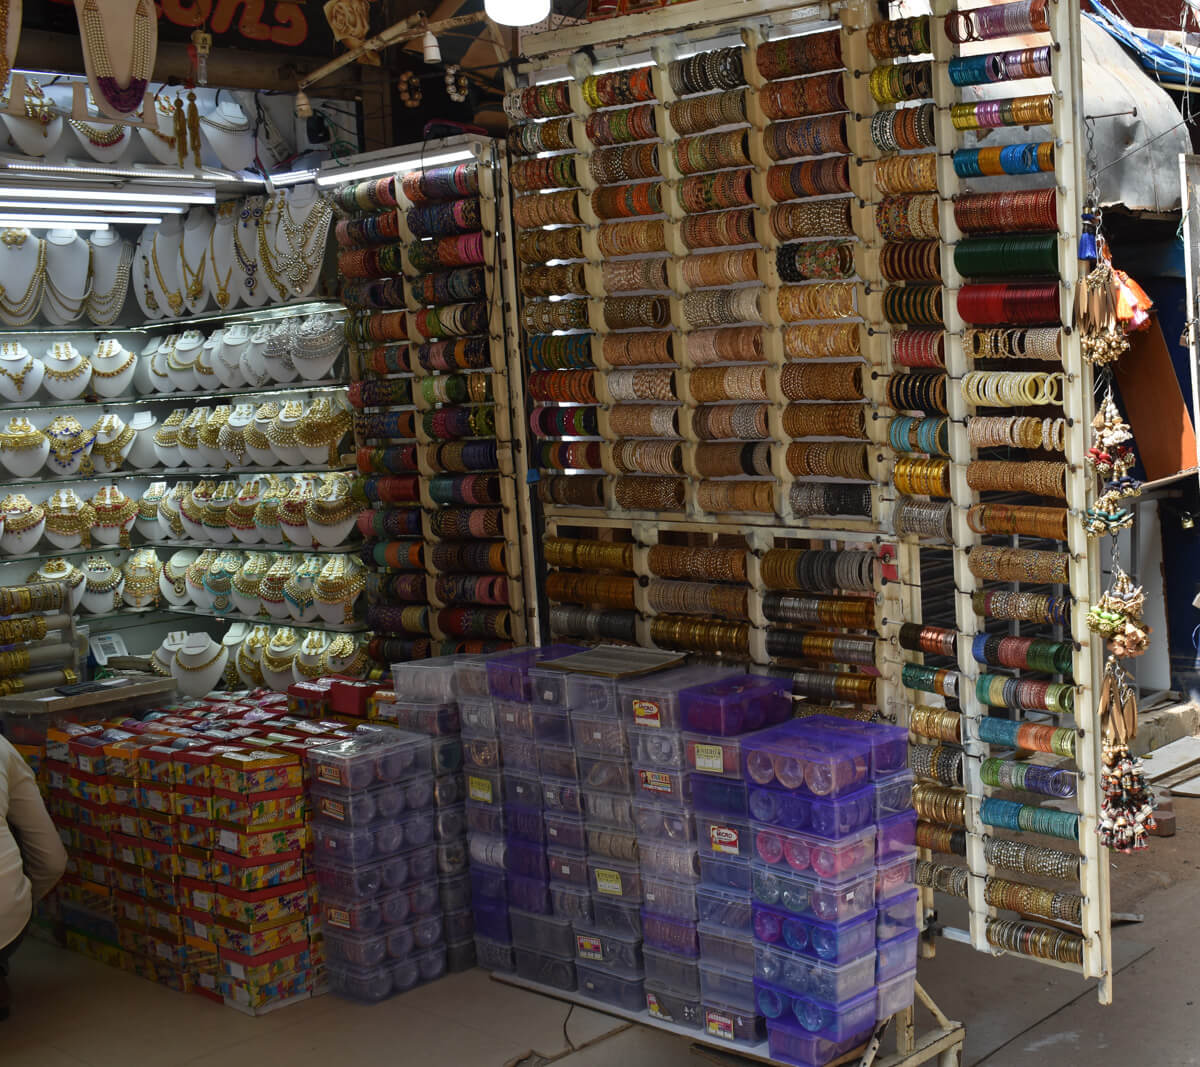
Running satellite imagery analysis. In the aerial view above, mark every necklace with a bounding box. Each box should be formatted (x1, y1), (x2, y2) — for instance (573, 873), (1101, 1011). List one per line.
(69, 118), (127, 148)
(0, 238), (46, 324)
(79, 0), (155, 114)
(92, 424), (134, 465)
(150, 235), (184, 315)
(234, 199), (262, 295)
(149, 649), (172, 677)
(44, 356), (90, 382)
(85, 242), (132, 326)
(208, 219), (234, 310)
(179, 240), (207, 303)
(173, 645), (225, 673)
(255, 196), (290, 300)
(260, 644), (298, 674)
(274, 196), (333, 296)
(90, 350), (135, 379)
(0, 355), (32, 392)
(0, 0), (9, 93)
(1, 80), (54, 133)
(44, 244), (94, 319)
(200, 107), (250, 133)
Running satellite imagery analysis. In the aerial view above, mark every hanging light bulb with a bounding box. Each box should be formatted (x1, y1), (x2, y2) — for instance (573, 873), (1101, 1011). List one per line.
(422, 31), (441, 64)
(484, 0), (550, 28)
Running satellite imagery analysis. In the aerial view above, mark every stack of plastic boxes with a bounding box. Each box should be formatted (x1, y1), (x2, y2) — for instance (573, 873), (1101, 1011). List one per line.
(558, 667), (644, 1010)
(463, 646), (580, 979)
(743, 718), (917, 1067)
(641, 673), (793, 1048)
(373, 656), (475, 972)
(308, 727), (449, 1001)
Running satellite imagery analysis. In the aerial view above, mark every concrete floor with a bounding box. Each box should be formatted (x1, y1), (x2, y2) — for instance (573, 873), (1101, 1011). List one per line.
(4, 803), (1200, 1067)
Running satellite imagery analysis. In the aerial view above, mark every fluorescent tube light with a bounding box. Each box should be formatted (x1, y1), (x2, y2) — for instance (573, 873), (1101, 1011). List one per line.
(316, 149), (476, 187)
(271, 168), (319, 187)
(0, 217), (110, 231)
(0, 184), (215, 205)
(0, 199), (185, 214)
(0, 213), (157, 227)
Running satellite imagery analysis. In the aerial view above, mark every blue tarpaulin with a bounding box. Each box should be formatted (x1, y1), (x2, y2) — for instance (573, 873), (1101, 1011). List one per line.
(1085, 0), (1200, 86)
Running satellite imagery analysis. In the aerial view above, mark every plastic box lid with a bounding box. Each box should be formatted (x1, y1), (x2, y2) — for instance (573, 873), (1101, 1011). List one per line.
(617, 664), (737, 731)
(306, 729), (432, 791)
(742, 721), (872, 798)
(486, 645), (584, 702)
(391, 655), (461, 704)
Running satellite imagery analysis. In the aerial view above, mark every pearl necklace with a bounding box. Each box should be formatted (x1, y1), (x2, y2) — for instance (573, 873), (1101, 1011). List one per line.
(79, 0), (155, 115)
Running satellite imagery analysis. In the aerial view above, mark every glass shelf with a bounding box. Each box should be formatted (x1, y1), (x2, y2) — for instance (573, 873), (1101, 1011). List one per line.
(77, 605), (366, 634)
(0, 377), (349, 412)
(0, 299), (344, 338)
(0, 463), (354, 490)
(145, 539), (359, 555)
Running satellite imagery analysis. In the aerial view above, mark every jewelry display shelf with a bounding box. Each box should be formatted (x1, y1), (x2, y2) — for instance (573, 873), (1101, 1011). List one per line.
(0, 462), (355, 490)
(0, 675), (176, 717)
(509, 0), (1113, 1005)
(157, 604), (368, 633)
(0, 377), (350, 412)
(144, 538), (360, 555)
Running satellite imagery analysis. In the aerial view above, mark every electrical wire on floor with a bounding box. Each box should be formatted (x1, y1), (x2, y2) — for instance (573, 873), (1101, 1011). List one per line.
(562, 1004), (578, 1052)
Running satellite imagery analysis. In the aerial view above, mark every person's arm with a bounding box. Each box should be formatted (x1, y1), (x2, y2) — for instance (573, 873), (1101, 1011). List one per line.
(4, 744), (67, 900)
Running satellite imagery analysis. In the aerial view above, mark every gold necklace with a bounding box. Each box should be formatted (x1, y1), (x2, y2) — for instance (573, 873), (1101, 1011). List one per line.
(208, 223), (233, 309)
(173, 645), (226, 672)
(150, 235), (184, 315)
(92, 424), (134, 465)
(0, 355), (32, 390)
(43, 356), (90, 382)
(0, 238), (46, 324)
(179, 241), (207, 303)
(274, 196), (333, 295)
(86, 241), (132, 327)
(260, 646), (297, 674)
(91, 350), (135, 378)
(69, 118), (127, 148)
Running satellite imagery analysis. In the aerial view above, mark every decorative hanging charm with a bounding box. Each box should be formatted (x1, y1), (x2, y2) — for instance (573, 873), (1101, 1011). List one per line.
(398, 70), (422, 109)
(1086, 566), (1151, 658)
(445, 65), (469, 103)
(1097, 656), (1156, 853)
(77, 0), (157, 116)
(1076, 246), (1153, 367)
(1084, 387), (1141, 537)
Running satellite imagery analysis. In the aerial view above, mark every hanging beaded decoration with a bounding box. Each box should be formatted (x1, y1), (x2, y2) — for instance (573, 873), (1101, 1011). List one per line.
(78, 0), (156, 114)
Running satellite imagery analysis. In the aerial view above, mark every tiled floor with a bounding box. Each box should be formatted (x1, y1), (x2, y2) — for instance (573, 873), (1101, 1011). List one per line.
(5, 800), (1200, 1067)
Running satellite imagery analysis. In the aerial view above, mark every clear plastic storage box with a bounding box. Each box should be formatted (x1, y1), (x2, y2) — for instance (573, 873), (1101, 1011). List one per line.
(327, 961), (394, 1002)
(752, 904), (877, 966)
(646, 983), (703, 1029)
(548, 846), (590, 886)
(447, 936), (477, 973)
(583, 790), (635, 829)
(511, 908), (575, 957)
(696, 814), (753, 860)
(766, 1016), (872, 1067)
(543, 777), (585, 816)
(580, 754), (636, 794)
(570, 711), (626, 755)
(875, 848), (917, 903)
(629, 726), (686, 769)
(544, 812), (587, 851)
(700, 854), (752, 892)
(585, 826), (639, 863)
(701, 960), (757, 1013)
(577, 962), (645, 1011)
(434, 804), (466, 842)
(874, 770), (915, 820)
(506, 872), (552, 914)
(466, 768), (503, 808)
(681, 674), (792, 736)
(591, 896), (642, 937)
(487, 645), (583, 702)
(876, 929), (919, 983)
(505, 804), (545, 845)
(514, 946), (577, 989)
(747, 782), (875, 839)
(533, 666), (618, 718)
(697, 921), (756, 972)
(644, 946), (701, 996)
(642, 911), (699, 956)
(642, 873), (699, 921)
(692, 776), (748, 817)
(453, 653), (499, 702)
(803, 715), (909, 779)
(876, 811), (918, 862)
(391, 656), (460, 703)
(470, 864), (508, 903)
(464, 736), (501, 771)
(877, 968), (916, 1020)
(634, 765), (692, 806)
(639, 839), (700, 881)
(742, 722), (872, 798)
(550, 883), (592, 922)
(573, 922), (644, 977)
(539, 743), (580, 781)
(312, 779), (433, 827)
(438, 873), (469, 912)
(755, 983), (876, 1044)
(589, 857), (642, 902)
(504, 836), (548, 880)
(379, 697), (460, 737)
(472, 895), (511, 942)
(475, 934), (515, 972)
(617, 664), (735, 731)
(308, 731), (433, 791)
(751, 864), (876, 924)
(502, 735), (541, 775)
(876, 890), (919, 941)
(682, 732), (752, 778)
(751, 823), (876, 880)
(460, 698), (498, 736)
(697, 884), (752, 931)
(635, 801), (696, 844)
(496, 700), (536, 738)
(324, 929), (389, 968)
(312, 818), (415, 864)
(503, 772), (543, 810)
(755, 943), (876, 1004)
(314, 850), (422, 898)
(702, 1001), (766, 1045)
(468, 834), (508, 871)
(532, 707), (572, 745)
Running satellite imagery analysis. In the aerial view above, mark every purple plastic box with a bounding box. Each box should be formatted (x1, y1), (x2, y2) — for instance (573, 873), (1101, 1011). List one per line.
(486, 645), (584, 702)
(752, 903), (876, 966)
(742, 721), (872, 798)
(748, 782), (875, 840)
(680, 675), (792, 737)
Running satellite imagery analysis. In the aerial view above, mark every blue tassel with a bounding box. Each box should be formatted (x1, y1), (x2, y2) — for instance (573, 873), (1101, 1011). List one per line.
(1078, 231), (1098, 260)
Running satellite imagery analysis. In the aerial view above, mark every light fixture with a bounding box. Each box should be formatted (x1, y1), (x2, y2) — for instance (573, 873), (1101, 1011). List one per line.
(0, 199), (185, 214)
(315, 147), (475, 186)
(0, 183), (215, 205)
(423, 31), (441, 63)
(0, 216), (111, 231)
(484, 0), (550, 27)
(270, 168), (320, 187)
(295, 91), (313, 118)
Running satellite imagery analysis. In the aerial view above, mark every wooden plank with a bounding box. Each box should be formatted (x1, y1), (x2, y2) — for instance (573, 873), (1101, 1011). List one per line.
(1165, 771), (1200, 796)
(1141, 735), (1200, 781)
(0, 677), (176, 717)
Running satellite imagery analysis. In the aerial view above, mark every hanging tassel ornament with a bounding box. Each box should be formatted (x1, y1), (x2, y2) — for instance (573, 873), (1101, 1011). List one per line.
(1077, 244), (1154, 367)
(1087, 566), (1151, 658)
(1078, 210), (1099, 263)
(1097, 656), (1156, 853)
(187, 91), (202, 168)
(1084, 387), (1141, 537)
(172, 99), (188, 169)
